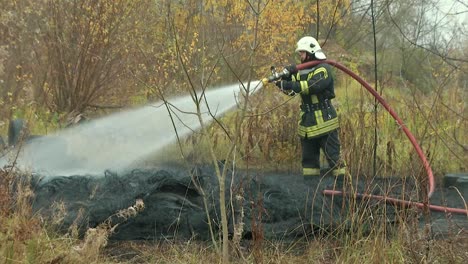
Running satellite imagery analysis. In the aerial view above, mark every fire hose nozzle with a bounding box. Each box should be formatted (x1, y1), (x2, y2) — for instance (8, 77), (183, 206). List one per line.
(262, 66), (290, 86)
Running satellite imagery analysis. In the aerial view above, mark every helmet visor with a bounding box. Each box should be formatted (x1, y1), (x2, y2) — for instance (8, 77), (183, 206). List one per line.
(314, 50), (326, 60)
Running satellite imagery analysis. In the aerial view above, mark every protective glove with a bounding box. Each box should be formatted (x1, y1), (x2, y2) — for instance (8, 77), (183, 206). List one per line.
(275, 80), (300, 92)
(284, 64), (298, 75)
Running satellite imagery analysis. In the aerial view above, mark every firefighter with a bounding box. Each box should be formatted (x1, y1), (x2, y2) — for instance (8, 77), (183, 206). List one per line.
(275, 36), (346, 184)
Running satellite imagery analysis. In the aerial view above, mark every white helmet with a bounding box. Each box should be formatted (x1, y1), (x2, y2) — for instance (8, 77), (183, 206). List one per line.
(295, 36), (326, 60)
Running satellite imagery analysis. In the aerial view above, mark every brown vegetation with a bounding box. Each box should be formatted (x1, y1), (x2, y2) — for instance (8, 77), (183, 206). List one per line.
(0, 0), (467, 263)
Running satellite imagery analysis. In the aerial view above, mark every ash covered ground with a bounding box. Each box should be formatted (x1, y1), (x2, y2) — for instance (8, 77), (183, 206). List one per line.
(30, 166), (467, 241)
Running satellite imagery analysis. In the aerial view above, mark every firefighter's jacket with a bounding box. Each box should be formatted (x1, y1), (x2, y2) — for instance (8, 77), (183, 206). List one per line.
(289, 63), (339, 138)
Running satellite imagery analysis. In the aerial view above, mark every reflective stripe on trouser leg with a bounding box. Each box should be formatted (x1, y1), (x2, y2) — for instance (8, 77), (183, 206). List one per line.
(332, 166), (346, 176)
(301, 137), (320, 176)
(303, 167), (321, 177)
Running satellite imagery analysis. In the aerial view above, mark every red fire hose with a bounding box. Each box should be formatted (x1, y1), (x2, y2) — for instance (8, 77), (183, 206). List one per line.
(294, 60), (468, 215)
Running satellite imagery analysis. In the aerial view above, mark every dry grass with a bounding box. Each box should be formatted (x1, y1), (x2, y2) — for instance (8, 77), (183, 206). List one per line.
(1, 166), (466, 264)
(98, 232), (468, 264)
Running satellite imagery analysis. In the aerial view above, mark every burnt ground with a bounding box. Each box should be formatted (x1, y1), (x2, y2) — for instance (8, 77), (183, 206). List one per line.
(30, 166), (467, 241)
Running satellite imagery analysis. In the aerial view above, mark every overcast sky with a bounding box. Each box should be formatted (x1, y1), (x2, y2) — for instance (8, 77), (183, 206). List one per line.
(439, 0), (467, 24)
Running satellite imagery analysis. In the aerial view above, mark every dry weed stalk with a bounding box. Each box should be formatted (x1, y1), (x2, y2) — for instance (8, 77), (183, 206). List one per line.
(74, 199), (145, 260)
(233, 192), (245, 245)
(50, 201), (67, 226)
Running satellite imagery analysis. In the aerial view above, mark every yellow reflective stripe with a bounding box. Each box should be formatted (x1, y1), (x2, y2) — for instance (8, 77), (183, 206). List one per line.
(332, 167), (346, 176)
(303, 168), (321, 176)
(304, 67), (328, 94)
(298, 116), (338, 131)
(311, 95), (319, 103)
(298, 121), (339, 135)
(313, 67), (328, 79)
(314, 109), (324, 125)
(298, 118), (339, 137)
(300, 81), (308, 93)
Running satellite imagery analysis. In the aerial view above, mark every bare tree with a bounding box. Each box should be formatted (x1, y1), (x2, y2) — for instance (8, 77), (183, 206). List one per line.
(41, 0), (145, 114)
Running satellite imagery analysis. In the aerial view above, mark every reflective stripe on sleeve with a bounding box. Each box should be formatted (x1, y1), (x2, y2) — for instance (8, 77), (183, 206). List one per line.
(300, 81), (309, 93)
